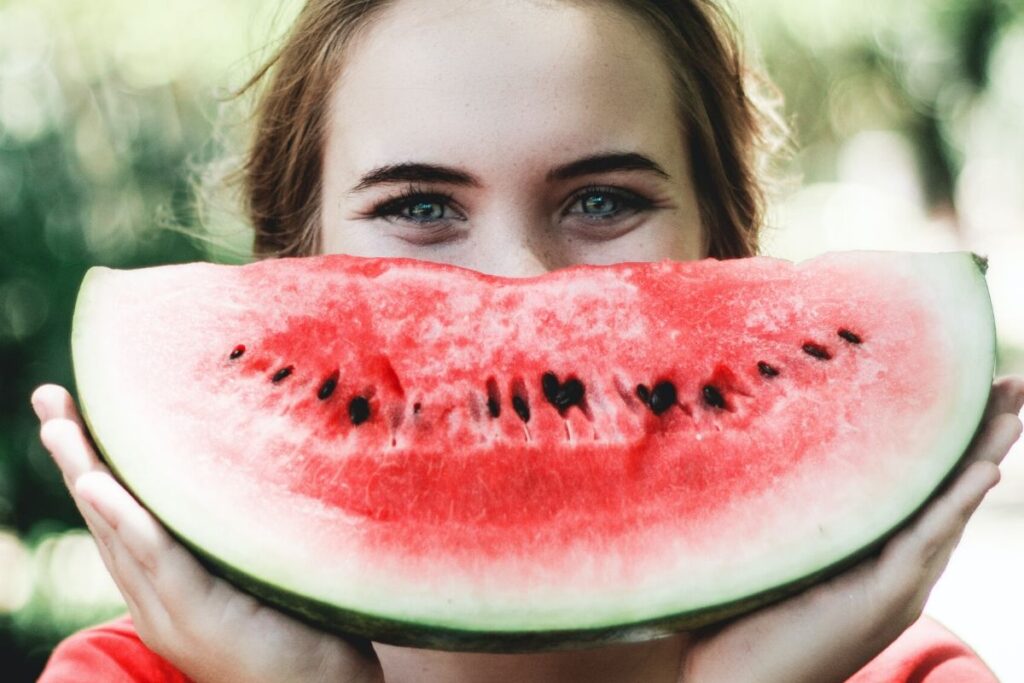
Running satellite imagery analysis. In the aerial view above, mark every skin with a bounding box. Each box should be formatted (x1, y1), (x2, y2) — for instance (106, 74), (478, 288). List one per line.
(320, 0), (703, 271)
(32, 0), (1024, 681)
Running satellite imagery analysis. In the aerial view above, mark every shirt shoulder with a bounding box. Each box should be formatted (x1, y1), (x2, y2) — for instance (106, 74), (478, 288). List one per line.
(38, 614), (192, 683)
(847, 616), (998, 683)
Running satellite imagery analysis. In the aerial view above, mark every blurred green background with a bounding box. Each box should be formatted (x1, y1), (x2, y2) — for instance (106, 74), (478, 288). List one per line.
(1, 0), (1021, 679)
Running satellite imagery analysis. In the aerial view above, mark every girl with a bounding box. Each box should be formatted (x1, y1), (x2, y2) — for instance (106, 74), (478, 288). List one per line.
(32, 0), (1024, 681)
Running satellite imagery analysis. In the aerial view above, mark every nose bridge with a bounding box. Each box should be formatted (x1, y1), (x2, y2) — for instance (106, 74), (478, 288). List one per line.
(474, 206), (558, 278)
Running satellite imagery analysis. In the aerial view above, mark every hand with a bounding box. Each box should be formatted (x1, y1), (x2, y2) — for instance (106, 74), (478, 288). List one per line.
(679, 375), (1024, 683)
(32, 384), (385, 683)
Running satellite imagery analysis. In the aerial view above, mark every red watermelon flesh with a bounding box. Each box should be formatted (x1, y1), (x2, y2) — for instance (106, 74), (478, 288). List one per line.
(71, 251), (994, 649)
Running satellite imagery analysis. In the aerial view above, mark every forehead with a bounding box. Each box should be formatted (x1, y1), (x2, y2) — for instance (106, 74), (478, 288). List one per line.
(328, 0), (682, 172)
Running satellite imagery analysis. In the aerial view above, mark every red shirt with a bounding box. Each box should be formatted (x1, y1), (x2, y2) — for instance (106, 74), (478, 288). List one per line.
(38, 615), (997, 682)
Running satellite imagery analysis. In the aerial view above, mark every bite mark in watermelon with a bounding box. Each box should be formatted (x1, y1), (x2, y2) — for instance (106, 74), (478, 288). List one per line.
(70, 251), (994, 650)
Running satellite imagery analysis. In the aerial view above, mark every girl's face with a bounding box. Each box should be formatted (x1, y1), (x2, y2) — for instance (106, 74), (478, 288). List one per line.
(321, 0), (704, 277)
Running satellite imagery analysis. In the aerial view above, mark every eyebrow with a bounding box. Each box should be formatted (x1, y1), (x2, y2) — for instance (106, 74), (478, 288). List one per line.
(348, 152), (671, 193)
(350, 163), (477, 193)
(548, 152), (671, 182)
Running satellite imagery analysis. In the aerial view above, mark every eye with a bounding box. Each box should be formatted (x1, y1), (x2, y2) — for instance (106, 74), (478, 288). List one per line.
(370, 186), (464, 226)
(564, 186), (652, 221)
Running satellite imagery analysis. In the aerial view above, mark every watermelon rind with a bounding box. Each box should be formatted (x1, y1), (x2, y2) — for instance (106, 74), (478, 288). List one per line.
(70, 251), (995, 651)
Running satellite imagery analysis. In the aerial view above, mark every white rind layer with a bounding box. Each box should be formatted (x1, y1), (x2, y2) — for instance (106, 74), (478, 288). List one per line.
(71, 251), (994, 637)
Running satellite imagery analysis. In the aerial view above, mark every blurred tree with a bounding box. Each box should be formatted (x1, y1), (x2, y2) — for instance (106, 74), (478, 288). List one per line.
(0, 1), (271, 676)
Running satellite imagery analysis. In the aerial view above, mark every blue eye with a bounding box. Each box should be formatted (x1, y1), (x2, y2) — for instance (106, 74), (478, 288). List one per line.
(406, 200), (445, 221)
(372, 188), (462, 225)
(369, 185), (652, 228)
(582, 192), (617, 216)
(567, 187), (650, 221)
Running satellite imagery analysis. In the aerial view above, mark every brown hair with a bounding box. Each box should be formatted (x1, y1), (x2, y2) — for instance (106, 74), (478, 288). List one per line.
(240, 0), (786, 260)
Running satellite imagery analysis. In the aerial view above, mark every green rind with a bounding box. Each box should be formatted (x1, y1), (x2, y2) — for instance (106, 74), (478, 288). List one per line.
(170, 492), (950, 652)
(70, 253), (997, 652)
(70, 267), (106, 476)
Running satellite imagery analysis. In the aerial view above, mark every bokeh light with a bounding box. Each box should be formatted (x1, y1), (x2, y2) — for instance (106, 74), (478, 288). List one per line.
(0, 530), (32, 614)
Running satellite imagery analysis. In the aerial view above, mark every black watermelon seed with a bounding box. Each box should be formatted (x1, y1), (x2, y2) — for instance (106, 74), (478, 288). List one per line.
(512, 395), (531, 423)
(802, 343), (832, 360)
(757, 361), (779, 378)
(317, 374), (338, 400)
(348, 396), (371, 425)
(702, 384), (726, 409)
(541, 373), (560, 404)
(229, 345), (245, 360)
(486, 378), (501, 418)
(486, 397), (501, 418)
(554, 378), (585, 410)
(271, 366), (294, 383)
(413, 402), (422, 414)
(541, 373), (585, 411)
(649, 381), (677, 415)
(838, 328), (862, 344)
(635, 384), (651, 404)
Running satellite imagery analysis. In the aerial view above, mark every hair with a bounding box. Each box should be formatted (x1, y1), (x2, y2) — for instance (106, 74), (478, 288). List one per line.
(237, 0), (787, 260)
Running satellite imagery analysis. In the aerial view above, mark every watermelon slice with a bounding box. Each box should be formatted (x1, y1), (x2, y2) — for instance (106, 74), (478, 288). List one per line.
(70, 251), (994, 651)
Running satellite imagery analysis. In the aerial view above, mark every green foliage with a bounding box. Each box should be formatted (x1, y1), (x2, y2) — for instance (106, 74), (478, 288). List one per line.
(0, 1), (298, 677)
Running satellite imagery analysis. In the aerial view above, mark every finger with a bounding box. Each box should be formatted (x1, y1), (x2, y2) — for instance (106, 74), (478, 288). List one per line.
(33, 390), (181, 648)
(76, 472), (215, 612)
(858, 459), (1000, 639)
(39, 418), (107, 488)
(881, 459), (999, 580)
(79, 496), (151, 620)
(31, 384), (87, 428)
(31, 385), (104, 460)
(76, 478), (175, 638)
(963, 413), (1023, 468)
(77, 472), (173, 577)
(983, 375), (1024, 421)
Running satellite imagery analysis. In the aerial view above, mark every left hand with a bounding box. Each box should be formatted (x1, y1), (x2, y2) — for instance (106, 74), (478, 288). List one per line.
(32, 384), (385, 683)
(679, 375), (1024, 683)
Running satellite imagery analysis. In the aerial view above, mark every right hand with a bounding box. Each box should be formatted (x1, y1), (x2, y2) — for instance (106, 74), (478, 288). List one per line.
(679, 376), (1023, 683)
(33, 384), (385, 683)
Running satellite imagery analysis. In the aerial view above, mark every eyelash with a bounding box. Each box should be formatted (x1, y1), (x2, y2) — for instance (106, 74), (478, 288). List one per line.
(370, 185), (461, 224)
(567, 186), (654, 220)
(368, 184), (654, 226)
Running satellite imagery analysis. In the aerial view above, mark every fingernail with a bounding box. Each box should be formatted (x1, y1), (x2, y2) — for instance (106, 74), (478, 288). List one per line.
(38, 421), (59, 459)
(31, 393), (47, 422)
